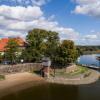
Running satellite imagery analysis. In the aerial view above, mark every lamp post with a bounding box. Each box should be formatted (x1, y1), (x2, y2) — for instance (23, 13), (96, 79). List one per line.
(21, 59), (24, 64)
(47, 59), (51, 78)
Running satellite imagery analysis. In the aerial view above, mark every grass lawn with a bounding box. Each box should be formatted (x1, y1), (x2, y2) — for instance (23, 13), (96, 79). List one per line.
(0, 75), (5, 80)
(69, 66), (89, 75)
(53, 66), (89, 78)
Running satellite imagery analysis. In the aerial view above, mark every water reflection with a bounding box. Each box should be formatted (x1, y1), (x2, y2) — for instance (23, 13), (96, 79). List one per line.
(78, 81), (100, 100)
(1, 81), (100, 100)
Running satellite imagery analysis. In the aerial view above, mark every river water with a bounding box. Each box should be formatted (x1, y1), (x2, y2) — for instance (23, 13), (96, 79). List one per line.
(1, 81), (100, 100)
(78, 54), (100, 66)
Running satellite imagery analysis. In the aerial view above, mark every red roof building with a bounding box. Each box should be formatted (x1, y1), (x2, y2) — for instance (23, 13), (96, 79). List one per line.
(0, 37), (26, 52)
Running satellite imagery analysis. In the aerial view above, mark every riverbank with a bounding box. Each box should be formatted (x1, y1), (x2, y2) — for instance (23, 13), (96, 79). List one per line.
(47, 70), (100, 85)
(0, 70), (99, 98)
(0, 72), (45, 98)
(82, 51), (100, 55)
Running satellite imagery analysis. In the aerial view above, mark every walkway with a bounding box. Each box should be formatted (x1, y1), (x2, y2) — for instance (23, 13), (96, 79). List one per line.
(47, 70), (100, 85)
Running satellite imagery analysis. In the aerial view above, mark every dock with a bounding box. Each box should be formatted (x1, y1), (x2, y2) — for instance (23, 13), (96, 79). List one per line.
(82, 64), (100, 70)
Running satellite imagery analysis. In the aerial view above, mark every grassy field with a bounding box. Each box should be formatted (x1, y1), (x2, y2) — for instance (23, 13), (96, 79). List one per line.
(0, 75), (5, 80)
(69, 66), (89, 75)
(52, 66), (89, 78)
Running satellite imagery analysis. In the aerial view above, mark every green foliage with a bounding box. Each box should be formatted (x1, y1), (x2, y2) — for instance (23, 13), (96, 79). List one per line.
(62, 40), (78, 62)
(54, 40), (78, 66)
(23, 29), (59, 62)
(44, 31), (59, 60)
(22, 28), (79, 67)
(0, 53), (3, 63)
(67, 67), (88, 76)
(0, 75), (5, 80)
(4, 38), (19, 64)
(26, 29), (48, 62)
(53, 66), (89, 78)
(77, 46), (100, 54)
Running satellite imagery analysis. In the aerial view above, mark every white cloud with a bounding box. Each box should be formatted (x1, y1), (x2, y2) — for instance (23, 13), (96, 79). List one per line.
(0, 4), (99, 45)
(73, 0), (100, 18)
(0, 0), (50, 6)
(0, 5), (43, 21)
(77, 32), (100, 45)
(74, 0), (98, 4)
(0, 0), (79, 43)
(0, 5), (79, 41)
(30, 0), (50, 6)
(0, 29), (26, 38)
(0, 13), (79, 40)
(84, 34), (97, 39)
(0, 1), (99, 45)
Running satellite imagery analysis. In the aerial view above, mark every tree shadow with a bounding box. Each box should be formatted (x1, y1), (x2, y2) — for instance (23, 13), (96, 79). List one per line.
(34, 70), (41, 75)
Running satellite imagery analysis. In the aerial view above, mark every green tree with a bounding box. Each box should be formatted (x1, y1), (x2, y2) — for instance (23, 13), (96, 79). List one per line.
(5, 38), (19, 64)
(0, 53), (3, 63)
(25, 29), (48, 62)
(24, 28), (59, 62)
(45, 31), (59, 61)
(76, 47), (83, 56)
(22, 28), (78, 67)
(62, 40), (78, 63)
(55, 40), (78, 67)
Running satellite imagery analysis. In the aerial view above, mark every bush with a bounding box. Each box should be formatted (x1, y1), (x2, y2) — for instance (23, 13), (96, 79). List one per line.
(0, 75), (5, 80)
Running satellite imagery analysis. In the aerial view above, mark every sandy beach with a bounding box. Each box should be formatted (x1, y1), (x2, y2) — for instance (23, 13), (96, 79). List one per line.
(0, 72), (45, 98)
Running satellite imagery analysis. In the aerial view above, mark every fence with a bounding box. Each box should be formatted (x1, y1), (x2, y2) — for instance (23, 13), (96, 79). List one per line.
(0, 63), (42, 75)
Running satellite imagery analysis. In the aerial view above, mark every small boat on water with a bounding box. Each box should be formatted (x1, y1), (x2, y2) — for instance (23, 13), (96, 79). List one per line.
(81, 63), (99, 70)
(96, 56), (100, 60)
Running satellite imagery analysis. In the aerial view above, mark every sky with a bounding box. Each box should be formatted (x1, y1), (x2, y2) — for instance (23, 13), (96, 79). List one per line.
(0, 0), (100, 45)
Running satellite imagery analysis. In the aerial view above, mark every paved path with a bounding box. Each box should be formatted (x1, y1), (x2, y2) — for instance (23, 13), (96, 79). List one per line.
(47, 70), (100, 85)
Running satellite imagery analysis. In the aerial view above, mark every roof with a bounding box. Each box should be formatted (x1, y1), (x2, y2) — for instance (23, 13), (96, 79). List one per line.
(0, 37), (25, 52)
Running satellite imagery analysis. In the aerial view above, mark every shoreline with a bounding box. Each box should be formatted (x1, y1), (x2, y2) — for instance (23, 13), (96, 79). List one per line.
(0, 70), (99, 98)
(0, 72), (46, 98)
(47, 70), (100, 85)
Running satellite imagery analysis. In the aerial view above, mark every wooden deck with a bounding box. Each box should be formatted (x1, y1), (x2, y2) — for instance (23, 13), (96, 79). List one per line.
(82, 64), (100, 70)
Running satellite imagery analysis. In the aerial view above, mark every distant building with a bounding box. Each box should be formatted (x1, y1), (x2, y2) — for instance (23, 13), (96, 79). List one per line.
(0, 37), (26, 55)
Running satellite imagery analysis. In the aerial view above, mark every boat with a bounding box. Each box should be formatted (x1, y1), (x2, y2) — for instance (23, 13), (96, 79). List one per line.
(82, 64), (99, 70)
(96, 56), (100, 60)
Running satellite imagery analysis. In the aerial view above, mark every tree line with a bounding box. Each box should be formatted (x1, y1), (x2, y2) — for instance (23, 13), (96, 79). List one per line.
(0, 29), (80, 67)
(77, 46), (100, 54)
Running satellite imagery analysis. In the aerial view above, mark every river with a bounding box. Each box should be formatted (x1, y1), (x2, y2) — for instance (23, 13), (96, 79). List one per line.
(78, 54), (100, 67)
(1, 81), (100, 100)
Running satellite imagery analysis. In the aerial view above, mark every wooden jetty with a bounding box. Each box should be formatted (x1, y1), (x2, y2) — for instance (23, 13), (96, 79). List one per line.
(82, 64), (100, 70)
(87, 65), (99, 70)
(96, 56), (100, 61)
(80, 56), (100, 70)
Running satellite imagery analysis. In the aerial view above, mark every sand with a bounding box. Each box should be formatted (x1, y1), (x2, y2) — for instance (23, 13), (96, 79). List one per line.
(0, 72), (45, 98)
